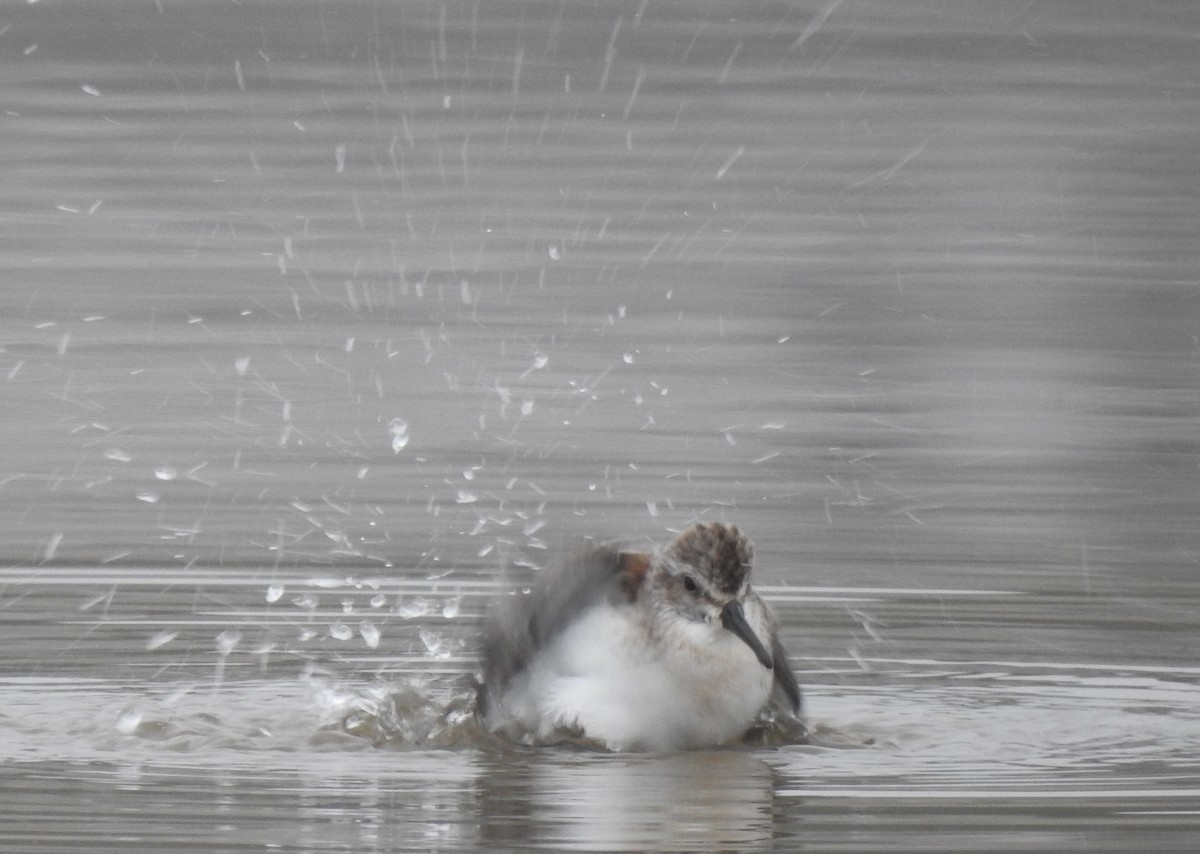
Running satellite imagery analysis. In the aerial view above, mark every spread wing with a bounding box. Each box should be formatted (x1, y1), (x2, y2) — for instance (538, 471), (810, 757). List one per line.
(477, 540), (643, 716)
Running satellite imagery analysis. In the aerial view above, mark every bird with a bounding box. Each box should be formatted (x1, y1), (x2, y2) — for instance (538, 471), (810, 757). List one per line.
(477, 521), (802, 751)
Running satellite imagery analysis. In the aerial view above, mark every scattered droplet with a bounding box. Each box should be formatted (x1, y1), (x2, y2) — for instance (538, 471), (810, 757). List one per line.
(388, 417), (410, 452)
(42, 532), (62, 562)
(419, 630), (451, 659)
(104, 448), (132, 463)
(145, 630), (177, 651)
(442, 597), (460, 619)
(397, 599), (430, 619)
(115, 707), (142, 735)
(329, 622), (353, 641)
(359, 621), (380, 649)
(215, 630), (241, 656)
(235, 356), (250, 376)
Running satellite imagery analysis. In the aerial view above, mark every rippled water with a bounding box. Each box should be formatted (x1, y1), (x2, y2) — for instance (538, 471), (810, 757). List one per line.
(3, 1), (1199, 850)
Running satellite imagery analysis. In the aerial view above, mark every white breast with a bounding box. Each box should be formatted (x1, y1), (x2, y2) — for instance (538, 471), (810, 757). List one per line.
(488, 601), (775, 751)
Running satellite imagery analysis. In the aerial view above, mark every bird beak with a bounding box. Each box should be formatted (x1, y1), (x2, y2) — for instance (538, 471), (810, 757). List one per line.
(719, 601), (773, 670)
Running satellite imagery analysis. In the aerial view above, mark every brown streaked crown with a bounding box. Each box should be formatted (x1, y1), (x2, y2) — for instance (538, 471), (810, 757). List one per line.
(667, 522), (753, 596)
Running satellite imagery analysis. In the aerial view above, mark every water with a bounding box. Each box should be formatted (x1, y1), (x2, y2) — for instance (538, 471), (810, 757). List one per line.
(3, 1), (1199, 850)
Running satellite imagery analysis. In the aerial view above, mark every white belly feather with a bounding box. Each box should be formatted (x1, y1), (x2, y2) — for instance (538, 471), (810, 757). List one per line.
(491, 602), (775, 751)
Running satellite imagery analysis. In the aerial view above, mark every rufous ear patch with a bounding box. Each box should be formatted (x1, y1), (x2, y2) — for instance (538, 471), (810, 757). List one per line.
(617, 551), (651, 602)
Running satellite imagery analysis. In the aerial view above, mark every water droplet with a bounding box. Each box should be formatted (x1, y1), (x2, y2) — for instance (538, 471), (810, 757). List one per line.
(215, 630), (241, 656)
(145, 630), (177, 651)
(442, 597), (460, 619)
(266, 585), (284, 603)
(154, 465), (178, 481)
(115, 707), (142, 735)
(388, 417), (410, 452)
(419, 630), (451, 659)
(329, 622), (353, 641)
(397, 599), (430, 619)
(359, 621), (380, 649)
(42, 533), (62, 562)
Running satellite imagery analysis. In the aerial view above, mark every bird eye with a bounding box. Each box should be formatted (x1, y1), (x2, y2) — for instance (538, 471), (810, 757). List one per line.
(681, 575), (698, 593)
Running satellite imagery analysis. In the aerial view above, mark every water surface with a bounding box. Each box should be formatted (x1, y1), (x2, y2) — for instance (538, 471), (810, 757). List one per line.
(2, 1), (1199, 850)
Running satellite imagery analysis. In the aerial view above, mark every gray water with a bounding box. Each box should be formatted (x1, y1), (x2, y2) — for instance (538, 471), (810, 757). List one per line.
(2, 1), (1199, 850)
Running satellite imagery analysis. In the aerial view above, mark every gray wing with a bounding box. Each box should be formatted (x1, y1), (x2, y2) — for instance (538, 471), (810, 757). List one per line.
(477, 540), (625, 717)
(770, 634), (803, 716)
